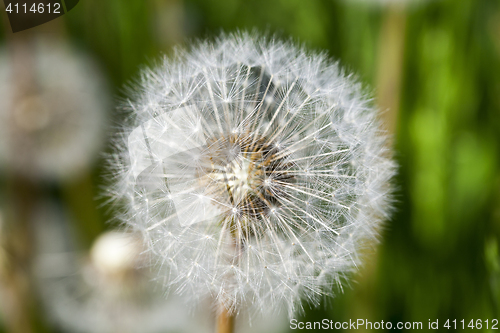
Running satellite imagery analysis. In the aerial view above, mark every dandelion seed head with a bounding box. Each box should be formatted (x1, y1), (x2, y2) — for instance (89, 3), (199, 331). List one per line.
(109, 32), (396, 317)
(0, 40), (109, 181)
(33, 205), (212, 333)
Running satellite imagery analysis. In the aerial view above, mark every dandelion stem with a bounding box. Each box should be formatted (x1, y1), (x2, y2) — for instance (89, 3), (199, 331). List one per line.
(217, 305), (235, 333)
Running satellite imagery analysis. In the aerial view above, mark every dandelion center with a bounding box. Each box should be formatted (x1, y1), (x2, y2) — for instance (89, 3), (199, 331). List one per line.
(199, 134), (292, 220)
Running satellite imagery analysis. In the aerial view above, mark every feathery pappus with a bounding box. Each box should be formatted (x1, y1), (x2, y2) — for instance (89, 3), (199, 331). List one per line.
(109, 32), (396, 318)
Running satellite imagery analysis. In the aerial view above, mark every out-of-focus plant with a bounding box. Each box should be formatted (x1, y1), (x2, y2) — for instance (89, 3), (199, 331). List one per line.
(0, 35), (110, 333)
(0, 38), (108, 181)
(34, 203), (289, 333)
(36, 223), (196, 333)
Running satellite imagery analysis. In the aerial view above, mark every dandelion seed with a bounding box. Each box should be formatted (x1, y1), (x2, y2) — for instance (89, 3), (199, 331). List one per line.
(109, 32), (395, 322)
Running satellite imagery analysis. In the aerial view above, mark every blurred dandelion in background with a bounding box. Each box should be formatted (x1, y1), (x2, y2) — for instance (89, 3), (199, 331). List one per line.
(34, 203), (288, 333)
(0, 36), (111, 333)
(0, 38), (109, 181)
(108, 32), (395, 331)
(34, 205), (194, 333)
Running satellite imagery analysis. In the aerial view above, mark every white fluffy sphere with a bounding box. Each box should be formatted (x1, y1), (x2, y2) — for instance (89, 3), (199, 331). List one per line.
(110, 32), (395, 317)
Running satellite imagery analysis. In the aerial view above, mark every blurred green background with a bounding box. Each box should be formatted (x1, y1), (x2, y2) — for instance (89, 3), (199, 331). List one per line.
(0, 0), (499, 332)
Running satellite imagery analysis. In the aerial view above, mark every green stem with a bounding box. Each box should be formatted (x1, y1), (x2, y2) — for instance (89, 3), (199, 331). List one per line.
(376, 5), (407, 136)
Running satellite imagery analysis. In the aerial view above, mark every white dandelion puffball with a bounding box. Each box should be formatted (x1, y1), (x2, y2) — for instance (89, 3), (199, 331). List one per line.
(111, 32), (395, 316)
(0, 39), (109, 181)
(34, 206), (196, 333)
